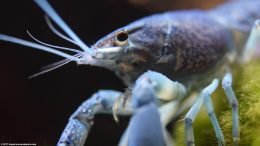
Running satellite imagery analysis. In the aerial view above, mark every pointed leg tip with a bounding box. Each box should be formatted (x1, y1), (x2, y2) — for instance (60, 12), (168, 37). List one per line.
(217, 137), (225, 146)
(186, 141), (195, 146)
(217, 139), (225, 146)
(233, 137), (240, 145)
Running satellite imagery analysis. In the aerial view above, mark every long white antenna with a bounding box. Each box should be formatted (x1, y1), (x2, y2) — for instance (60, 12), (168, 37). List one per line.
(0, 34), (79, 61)
(34, 0), (93, 55)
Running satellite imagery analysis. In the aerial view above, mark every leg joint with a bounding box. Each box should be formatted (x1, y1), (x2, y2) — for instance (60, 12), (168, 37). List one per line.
(184, 117), (193, 127)
(208, 111), (214, 117)
(201, 91), (210, 98)
(232, 102), (239, 109)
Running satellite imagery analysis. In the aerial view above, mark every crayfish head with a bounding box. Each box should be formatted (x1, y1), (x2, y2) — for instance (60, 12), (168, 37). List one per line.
(79, 25), (156, 85)
(79, 14), (183, 85)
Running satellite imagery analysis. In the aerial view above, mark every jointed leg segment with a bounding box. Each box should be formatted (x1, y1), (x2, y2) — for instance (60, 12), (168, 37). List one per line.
(222, 73), (239, 145)
(242, 19), (260, 62)
(184, 79), (225, 146)
(184, 72), (241, 146)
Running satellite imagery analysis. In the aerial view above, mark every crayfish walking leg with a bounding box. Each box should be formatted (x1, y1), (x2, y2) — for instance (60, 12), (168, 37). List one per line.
(184, 79), (225, 146)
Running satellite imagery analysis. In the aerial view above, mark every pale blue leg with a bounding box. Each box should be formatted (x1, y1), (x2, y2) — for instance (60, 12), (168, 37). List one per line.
(222, 73), (239, 145)
(185, 79), (224, 146)
(203, 84), (225, 146)
(184, 94), (203, 146)
(242, 19), (260, 62)
(57, 90), (133, 146)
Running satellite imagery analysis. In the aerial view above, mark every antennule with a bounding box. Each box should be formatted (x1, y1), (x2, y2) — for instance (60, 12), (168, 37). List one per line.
(27, 30), (82, 53)
(44, 15), (78, 46)
(0, 34), (79, 62)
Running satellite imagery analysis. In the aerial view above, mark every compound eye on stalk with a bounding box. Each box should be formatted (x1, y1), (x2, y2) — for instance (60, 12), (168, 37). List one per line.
(115, 30), (129, 46)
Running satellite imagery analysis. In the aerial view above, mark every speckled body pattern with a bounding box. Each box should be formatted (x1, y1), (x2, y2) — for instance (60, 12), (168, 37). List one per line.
(127, 11), (231, 80)
(94, 0), (260, 86)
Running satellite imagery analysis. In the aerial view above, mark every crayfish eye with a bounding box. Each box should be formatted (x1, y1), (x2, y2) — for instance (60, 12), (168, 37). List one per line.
(115, 30), (129, 46)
